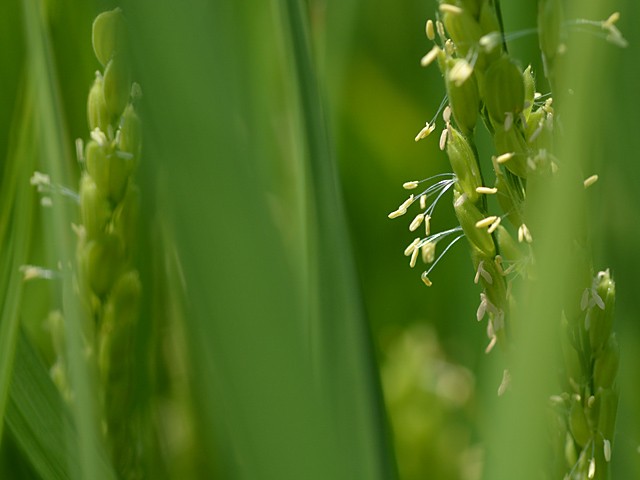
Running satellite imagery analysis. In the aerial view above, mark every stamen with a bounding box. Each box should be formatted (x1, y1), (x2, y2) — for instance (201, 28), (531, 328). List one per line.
(409, 213), (425, 231)
(518, 223), (533, 243)
(421, 242), (435, 263)
(479, 32), (502, 52)
(90, 128), (108, 146)
(424, 214), (431, 236)
(388, 208), (407, 219)
(399, 194), (415, 210)
(475, 215), (498, 229)
(20, 265), (56, 281)
(496, 152), (515, 164)
(443, 105), (452, 124)
(420, 46), (440, 67)
(436, 21), (446, 40)
(404, 237), (421, 256)
(75, 138), (85, 164)
(409, 246), (420, 268)
(444, 39), (455, 56)
(403, 181), (420, 190)
(476, 186), (498, 195)
(421, 271), (433, 287)
(487, 216), (502, 234)
(604, 439), (611, 462)
(415, 122), (436, 141)
(439, 128), (448, 150)
(604, 12), (620, 28)
(588, 457), (596, 479)
(420, 195), (427, 210)
(439, 4), (463, 15)
(504, 112), (514, 131)
(583, 174), (598, 188)
(426, 19), (435, 40)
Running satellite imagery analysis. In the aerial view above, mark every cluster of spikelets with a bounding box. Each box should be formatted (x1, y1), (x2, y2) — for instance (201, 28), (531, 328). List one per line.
(79, 8), (142, 477)
(30, 8), (145, 478)
(388, 0), (622, 478)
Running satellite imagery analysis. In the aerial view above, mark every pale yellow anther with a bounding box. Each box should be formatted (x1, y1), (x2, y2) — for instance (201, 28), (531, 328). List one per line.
(449, 59), (473, 87)
(583, 174), (599, 188)
(410, 246), (420, 268)
(424, 215), (431, 236)
(421, 271), (433, 286)
(426, 19), (435, 40)
(496, 152), (515, 164)
(445, 39), (455, 56)
(421, 242), (435, 263)
(518, 223), (532, 243)
(419, 195), (427, 210)
(388, 208), (407, 219)
(504, 112), (514, 131)
(443, 105), (452, 124)
(415, 122), (436, 141)
(403, 181), (419, 190)
(604, 12), (620, 29)
(488, 216), (502, 234)
(436, 20), (446, 39)
(476, 186), (498, 195)
(439, 3), (463, 15)
(534, 91), (542, 99)
(439, 128), (448, 151)
(475, 215), (498, 229)
(409, 213), (425, 232)
(479, 32), (501, 52)
(588, 457), (596, 479)
(604, 439), (612, 462)
(399, 194), (415, 211)
(497, 369), (511, 396)
(404, 237), (421, 256)
(420, 46), (440, 67)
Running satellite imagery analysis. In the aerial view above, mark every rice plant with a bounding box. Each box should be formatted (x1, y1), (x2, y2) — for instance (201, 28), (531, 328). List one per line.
(1, 0), (638, 479)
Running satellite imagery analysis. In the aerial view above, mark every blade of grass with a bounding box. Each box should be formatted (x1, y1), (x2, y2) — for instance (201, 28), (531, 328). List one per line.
(20, 1), (112, 478)
(7, 330), (115, 480)
(0, 85), (35, 447)
(279, 1), (398, 478)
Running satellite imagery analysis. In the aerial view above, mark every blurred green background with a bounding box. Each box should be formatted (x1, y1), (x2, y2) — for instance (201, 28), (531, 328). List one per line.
(1, 0), (639, 478)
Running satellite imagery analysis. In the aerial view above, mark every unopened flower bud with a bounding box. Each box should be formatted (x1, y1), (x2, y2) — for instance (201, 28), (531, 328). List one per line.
(80, 174), (111, 240)
(442, 7), (483, 57)
(446, 59), (480, 135)
(92, 8), (126, 67)
(569, 397), (591, 448)
(587, 271), (615, 352)
(103, 55), (131, 118)
(594, 335), (619, 389)
(493, 126), (528, 178)
(597, 389), (618, 443)
(484, 55), (525, 127)
(87, 75), (110, 132)
(118, 104), (142, 161)
(81, 234), (124, 298)
(453, 190), (495, 258)
(446, 127), (482, 203)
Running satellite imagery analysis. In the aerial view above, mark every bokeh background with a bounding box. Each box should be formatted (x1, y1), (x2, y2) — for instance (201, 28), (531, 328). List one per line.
(1, 0), (639, 479)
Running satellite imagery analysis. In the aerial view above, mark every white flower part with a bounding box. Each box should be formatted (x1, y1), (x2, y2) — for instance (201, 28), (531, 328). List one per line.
(477, 294), (487, 321)
(436, 20), (446, 39)
(30, 171), (51, 187)
(496, 152), (514, 164)
(488, 216), (501, 234)
(410, 247), (420, 268)
(449, 59), (473, 87)
(581, 288), (590, 311)
(439, 128), (448, 151)
(20, 265), (55, 281)
(415, 122), (436, 141)
(479, 32), (502, 52)
(426, 19), (435, 40)
(75, 138), (85, 164)
(90, 128), (108, 146)
(439, 3), (463, 15)
(528, 121), (544, 143)
(518, 223), (532, 243)
(403, 181), (419, 190)
(592, 289), (605, 310)
(409, 213), (425, 232)
(497, 369), (511, 396)
(421, 271), (432, 286)
(504, 112), (514, 131)
(419, 194), (427, 210)
(404, 237), (421, 256)
(399, 194), (415, 211)
(475, 215), (498, 229)
(388, 208), (407, 219)
(588, 457), (596, 479)
(454, 192), (467, 208)
(424, 214), (431, 236)
(421, 242), (436, 264)
(604, 12), (620, 28)
(476, 186), (498, 195)
(604, 438), (612, 462)
(443, 105), (452, 124)
(485, 335), (497, 354)
(41, 197), (53, 207)
(583, 174), (599, 188)
(420, 46), (440, 68)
